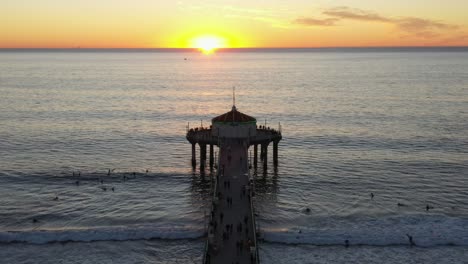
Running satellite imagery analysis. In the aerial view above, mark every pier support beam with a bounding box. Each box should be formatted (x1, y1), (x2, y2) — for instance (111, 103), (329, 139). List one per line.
(260, 143), (264, 161)
(273, 141), (279, 167)
(262, 143), (268, 171)
(200, 144), (207, 171)
(253, 144), (258, 168)
(191, 143), (196, 168)
(209, 144), (214, 169)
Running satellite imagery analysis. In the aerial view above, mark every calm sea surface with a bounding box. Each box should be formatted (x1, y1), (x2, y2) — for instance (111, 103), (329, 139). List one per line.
(0, 50), (467, 263)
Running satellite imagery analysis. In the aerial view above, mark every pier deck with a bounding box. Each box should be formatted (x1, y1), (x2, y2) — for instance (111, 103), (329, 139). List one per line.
(205, 138), (258, 264)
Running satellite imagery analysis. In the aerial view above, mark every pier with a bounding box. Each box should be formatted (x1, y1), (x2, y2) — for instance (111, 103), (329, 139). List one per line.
(186, 104), (281, 264)
(186, 126), (282, 171)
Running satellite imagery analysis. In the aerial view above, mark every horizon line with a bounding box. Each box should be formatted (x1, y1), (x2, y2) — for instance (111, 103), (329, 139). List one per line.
(1, 46), (468, 52)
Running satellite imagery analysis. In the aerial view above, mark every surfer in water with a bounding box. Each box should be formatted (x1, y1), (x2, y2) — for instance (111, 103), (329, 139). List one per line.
(406, 234), (416, 246)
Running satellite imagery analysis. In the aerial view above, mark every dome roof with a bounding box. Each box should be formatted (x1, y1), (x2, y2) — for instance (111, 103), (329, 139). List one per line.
(212, 106), (256, 124)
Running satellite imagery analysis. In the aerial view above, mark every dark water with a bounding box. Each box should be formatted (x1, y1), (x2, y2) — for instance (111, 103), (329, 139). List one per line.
(0, 50), (467, 263)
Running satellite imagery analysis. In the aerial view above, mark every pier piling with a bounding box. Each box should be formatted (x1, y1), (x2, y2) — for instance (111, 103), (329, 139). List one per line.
(253, 144), (258, 168)
(260, 144), (264, 161)
(200, 144), (207, 171)
(192, 143), (196, 168)
(273, 141), (279, 167)
(262, 143), (268, 171)
(209, 144), (214, 169)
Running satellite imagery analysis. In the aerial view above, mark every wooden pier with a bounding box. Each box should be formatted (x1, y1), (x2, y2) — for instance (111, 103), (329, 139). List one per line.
(186, 126), (282, 171)
(186, 105), (282, 264)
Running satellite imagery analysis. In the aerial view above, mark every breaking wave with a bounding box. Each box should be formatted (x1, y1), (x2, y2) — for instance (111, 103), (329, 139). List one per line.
(0, 225), (204, 245)
(260, 215), (468, 247)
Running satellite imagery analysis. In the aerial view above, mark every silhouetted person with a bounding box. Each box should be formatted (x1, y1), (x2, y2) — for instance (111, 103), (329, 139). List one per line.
(370, 193), (374, 199)
(406, 234), (416, 246)
(75, 180), (80, 186)
(111, 187), (115, 192)
(345, 239), (349, 248)
(107, 169), (111, 176)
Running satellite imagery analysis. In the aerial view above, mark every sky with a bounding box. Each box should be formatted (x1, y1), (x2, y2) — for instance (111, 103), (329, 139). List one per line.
(1, 0), (468, 48)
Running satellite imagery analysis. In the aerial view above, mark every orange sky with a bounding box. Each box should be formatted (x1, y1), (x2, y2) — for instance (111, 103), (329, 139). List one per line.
(1, 1), (468, 48)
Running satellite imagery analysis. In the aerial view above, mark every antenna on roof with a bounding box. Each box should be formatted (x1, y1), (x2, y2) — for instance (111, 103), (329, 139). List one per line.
(233, 86), (236, 107)
(232, 86), (237, 111)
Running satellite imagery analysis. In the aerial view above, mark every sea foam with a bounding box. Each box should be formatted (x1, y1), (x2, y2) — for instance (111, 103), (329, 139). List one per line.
(0, 225), (204, 244)
(260, 215), (468, 247)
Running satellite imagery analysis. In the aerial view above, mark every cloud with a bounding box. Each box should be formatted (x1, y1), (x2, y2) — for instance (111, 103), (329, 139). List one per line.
(293, 17), (339, 26)
(323, 7), (391, 23)
(398, 17), (457, 31)
(295, 7), (460, 39)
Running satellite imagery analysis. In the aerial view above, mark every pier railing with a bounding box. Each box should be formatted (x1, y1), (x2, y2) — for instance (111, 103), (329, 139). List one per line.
(187, 126), (282, 147)
(248, 167), (260, 264)
(202, 147), (221, 264)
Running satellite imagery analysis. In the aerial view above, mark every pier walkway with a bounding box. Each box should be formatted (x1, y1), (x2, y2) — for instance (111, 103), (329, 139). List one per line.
(205, 138), (258, 264)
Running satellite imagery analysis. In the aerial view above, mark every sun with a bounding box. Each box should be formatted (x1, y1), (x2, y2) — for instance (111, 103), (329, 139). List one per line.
(191, 35), (227, 54)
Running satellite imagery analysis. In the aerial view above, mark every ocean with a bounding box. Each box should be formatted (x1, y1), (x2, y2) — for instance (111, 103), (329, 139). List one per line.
(0, 49), (467, 263)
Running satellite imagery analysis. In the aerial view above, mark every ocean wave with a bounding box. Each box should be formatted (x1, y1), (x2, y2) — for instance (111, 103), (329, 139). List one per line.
(0, 225), (205, 244)
(259, 215), (468, 247)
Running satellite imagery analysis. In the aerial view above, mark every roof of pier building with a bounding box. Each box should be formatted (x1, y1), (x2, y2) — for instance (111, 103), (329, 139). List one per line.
(212, 106), (256, 124)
